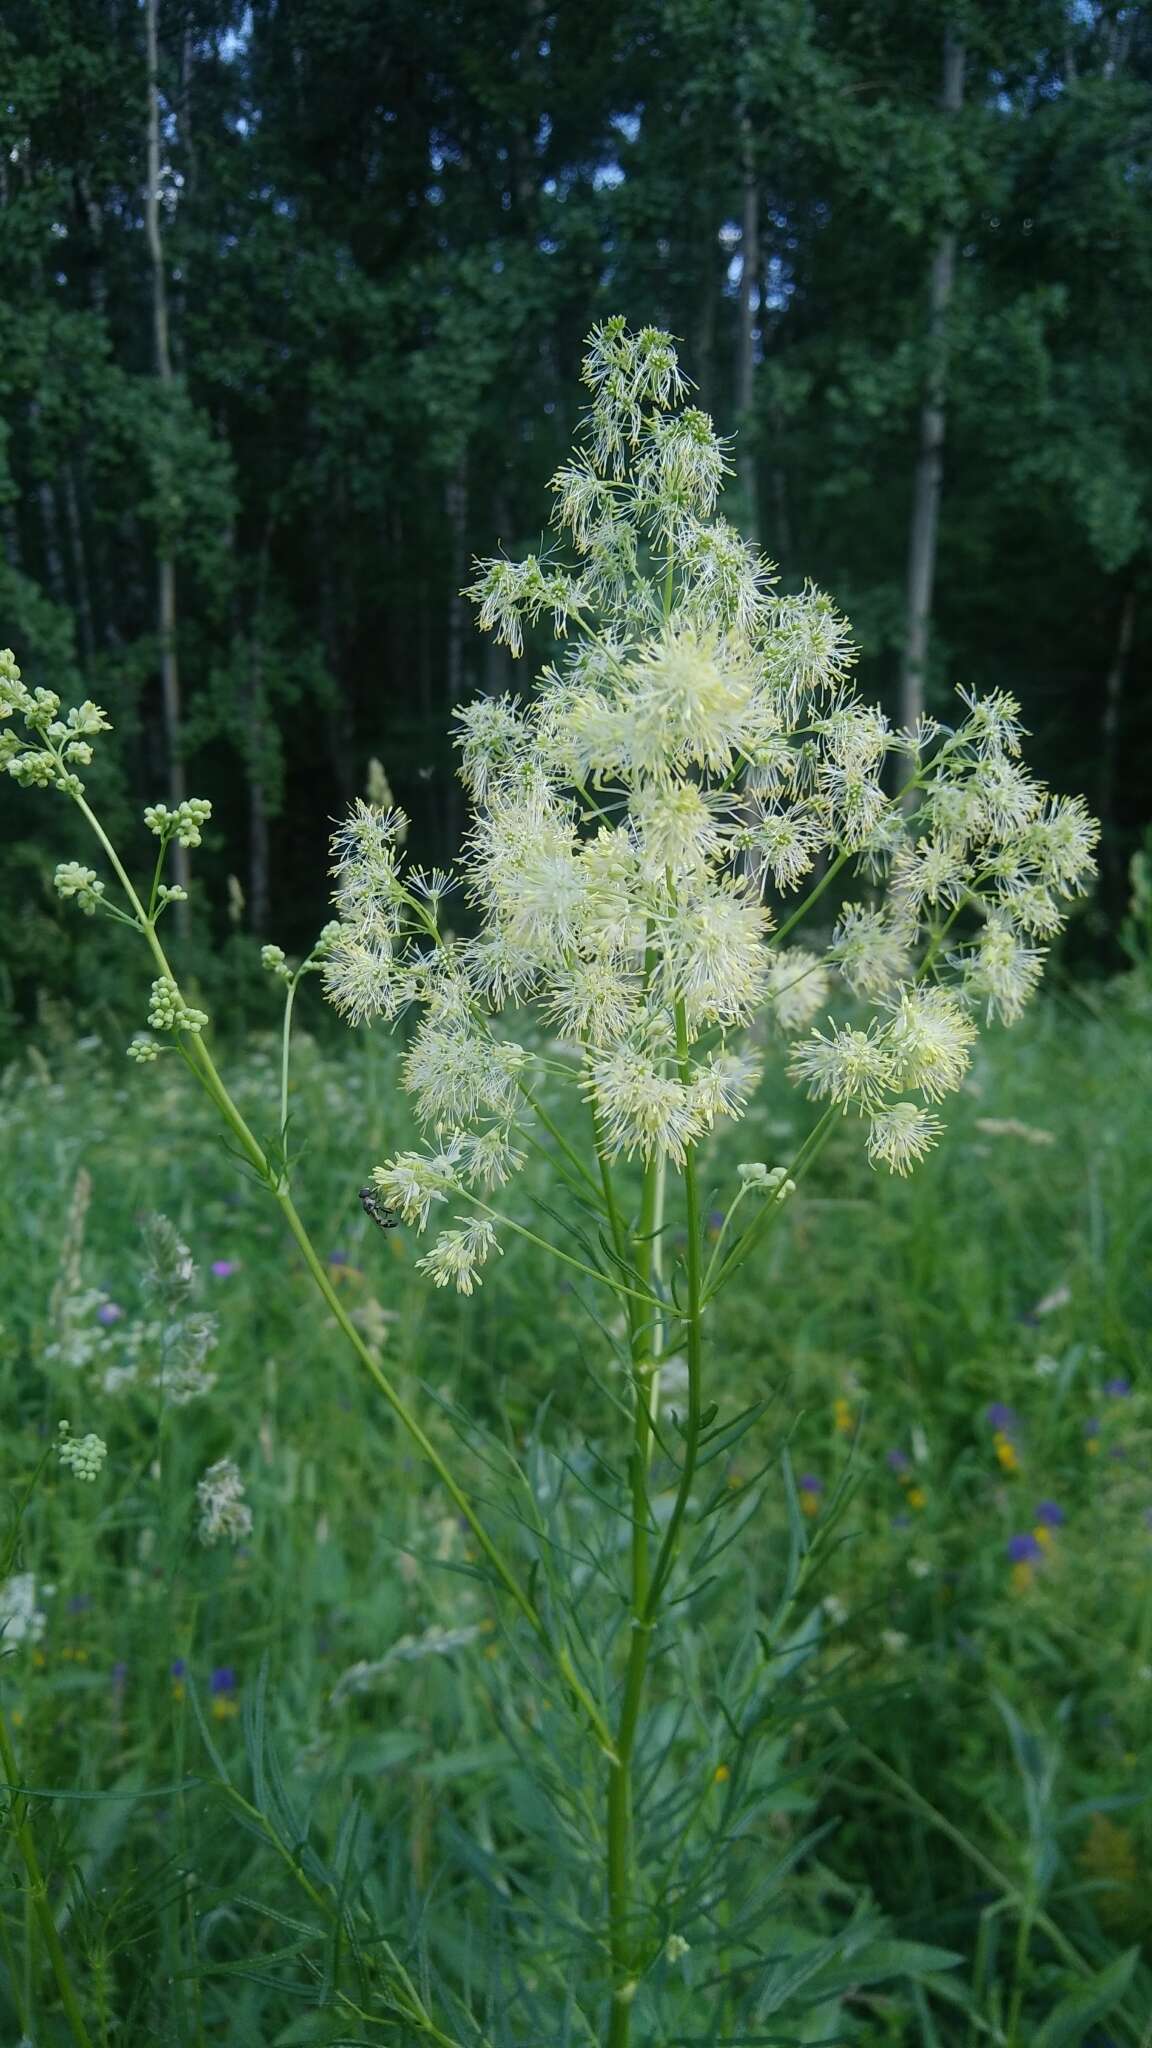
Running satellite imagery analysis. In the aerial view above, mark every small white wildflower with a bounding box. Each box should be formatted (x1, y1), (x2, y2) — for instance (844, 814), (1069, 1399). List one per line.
(789, 1021), (897, 1114)
(196, 1459), (253, 1546)
(690, 1048), (762, 1126)
(371, 1148), (462, 1230)
(0, 1573), (47, 1649)
(830, 905), (910, 1000)
(957, 686), (1026, 757)
(866, 1102), (944, 1175)
(585, 1045), (707, 1166)
(658, 884), (770, 1028)
(962, 918), (1045, 1024)
(544, 956), (642, 1047)
(880, 1629), (909, 1655)
(416, 1217), (501, 1295)
(885, 988), (977, 1103)
(764, 946), (830, 1033)
(664, 1934), (691, 1964)
(57, 1420), (107, 1482)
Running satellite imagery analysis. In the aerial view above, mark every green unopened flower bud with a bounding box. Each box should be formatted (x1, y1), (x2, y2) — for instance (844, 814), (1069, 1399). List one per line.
(25, 687), (61, 730)
(260, 943), (291, 980)
(67, 699), (111, 736)
(54, 862), (105, 915)
(8, 750), (56, 788)
(127, 1035), (161, 1062)
(737, 1162), (795, 1200)
(147, 976), (209, 1035)
(57, 1421), (107, 1482)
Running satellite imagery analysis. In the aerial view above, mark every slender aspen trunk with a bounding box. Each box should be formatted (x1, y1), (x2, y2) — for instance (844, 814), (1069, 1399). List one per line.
(736, 113), (760, 541)
(899, 32), (965, 763)
(63, 463), (96, 667)
(145, 0), (191, 925)
(1099, 585), (1138, 887)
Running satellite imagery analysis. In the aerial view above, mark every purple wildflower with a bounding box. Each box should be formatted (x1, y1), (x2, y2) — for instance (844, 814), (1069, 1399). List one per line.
(97, 1302), (124, 1326)
(170, 1658), (186, 1679)
(210, 1665), (236, 1695)
(798, 1474), (824, 1496)
(1104, 1376), (1131, 1399)
(886, 1448), (910, 1473)
(986, 1403), (1019, 1434)
(328, 1249), (349, 1267)
(1034, 1501), (1065, 1527)
(1007, 1532), (1042, 1563)
(211, 1260), (237, 1279)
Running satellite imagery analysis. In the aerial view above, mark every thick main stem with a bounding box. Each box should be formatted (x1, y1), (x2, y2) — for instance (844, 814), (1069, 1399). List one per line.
(605, 1024), (703, 2043)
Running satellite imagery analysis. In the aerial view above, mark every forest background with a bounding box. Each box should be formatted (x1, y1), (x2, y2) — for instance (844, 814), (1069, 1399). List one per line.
(1, 0), (1150, 1051)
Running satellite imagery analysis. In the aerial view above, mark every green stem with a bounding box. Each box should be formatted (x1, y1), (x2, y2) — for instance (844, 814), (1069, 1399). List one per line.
(704, 1105), (838, 1301)
(278, 966), (306, 1179)
(0, 1702), (94, 2048)
(606, 1009), (703, 2048)
(771, 848), (851, 947)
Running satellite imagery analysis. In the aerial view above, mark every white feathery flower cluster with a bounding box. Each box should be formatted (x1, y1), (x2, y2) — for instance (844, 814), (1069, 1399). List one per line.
(765, 947), (830, 1034)
(196, 1459), (253, 1547)
(318, 320), (1097, 1224)
(416, 1218), (501, 1295)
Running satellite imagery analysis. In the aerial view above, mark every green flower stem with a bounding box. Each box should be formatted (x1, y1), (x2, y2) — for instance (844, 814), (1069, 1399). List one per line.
(465, 1197), (663, 1311)
(0, 1702), (94, 2048)
(606, 1007), (705, 2047)
(769, 847), (851, 947)
(278, 965), (306, 1176)
(516, 1075), (606, 1206)
(69, 790), (616, 1758)
(703, 1105), (838, 1302)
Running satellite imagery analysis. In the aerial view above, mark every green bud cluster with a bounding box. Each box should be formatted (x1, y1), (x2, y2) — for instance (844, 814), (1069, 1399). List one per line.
(57, 1420), (108, 1482)
(127, 1036), (161, 1063)
(260, 943), (292, 981)
(0, 651), (111, 798)
(144, 798), (213, 848)
(54, 862), (106, 915)
(147, 975), (209, 1035)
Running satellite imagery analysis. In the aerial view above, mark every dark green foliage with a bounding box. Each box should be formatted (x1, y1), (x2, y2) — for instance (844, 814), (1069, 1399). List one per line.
(1, 0), (1149, 1054)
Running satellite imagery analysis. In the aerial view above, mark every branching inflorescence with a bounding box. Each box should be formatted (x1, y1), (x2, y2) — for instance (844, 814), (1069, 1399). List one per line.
(314, 318), (1098, 1284)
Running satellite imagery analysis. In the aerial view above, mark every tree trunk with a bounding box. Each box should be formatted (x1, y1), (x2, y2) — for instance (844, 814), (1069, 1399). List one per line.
(1098, 584), (1138, 888)
(736, 113), (760, 542)
(146, 0), (191, 924)
(63, 462), (96, 667)
(899, 31), (965, 766)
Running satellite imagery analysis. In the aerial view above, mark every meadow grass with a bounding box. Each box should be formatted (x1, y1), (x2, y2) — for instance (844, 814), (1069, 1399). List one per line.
(1, 972), (1150, 2044)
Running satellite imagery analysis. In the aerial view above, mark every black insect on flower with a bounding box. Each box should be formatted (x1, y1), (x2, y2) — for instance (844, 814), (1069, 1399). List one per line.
(359, 1184), (400, 1231)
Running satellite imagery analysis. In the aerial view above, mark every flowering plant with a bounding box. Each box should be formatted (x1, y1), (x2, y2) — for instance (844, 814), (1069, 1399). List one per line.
(2, 320), (1098, 2042)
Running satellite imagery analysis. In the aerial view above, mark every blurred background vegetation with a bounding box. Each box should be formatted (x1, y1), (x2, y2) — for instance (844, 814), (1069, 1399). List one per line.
(1, 0), (1150, 1054)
